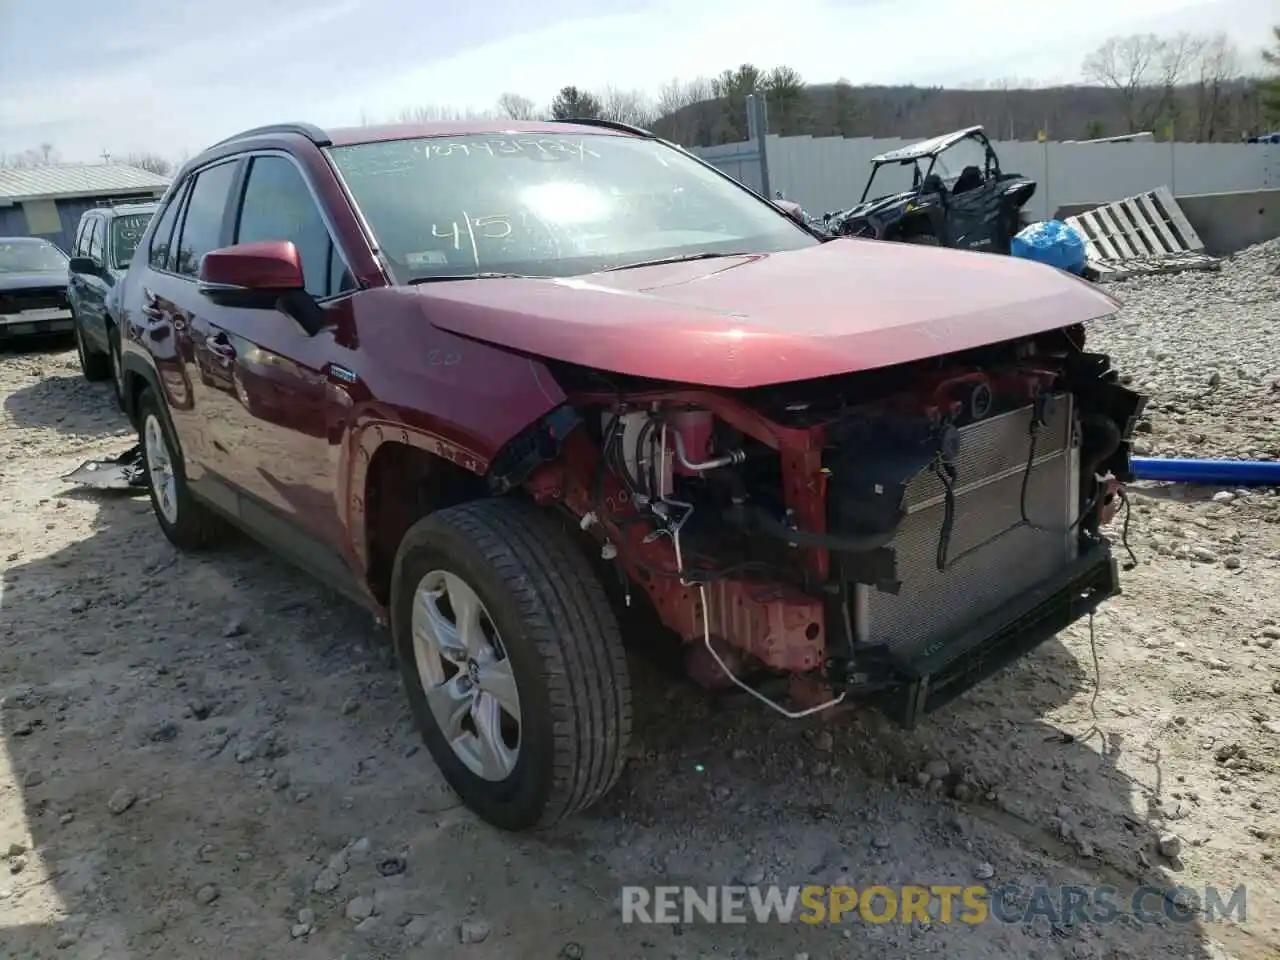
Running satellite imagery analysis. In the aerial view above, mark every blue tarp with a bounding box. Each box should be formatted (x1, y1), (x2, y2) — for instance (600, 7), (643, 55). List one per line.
(1010, 219), (1088, 275)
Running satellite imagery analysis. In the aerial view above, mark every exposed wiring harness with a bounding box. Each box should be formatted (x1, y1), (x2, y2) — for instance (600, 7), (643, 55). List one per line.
(589, 412), (784, 586)
(589, 408), (846, 720)
(1045, 610), (1106, 749)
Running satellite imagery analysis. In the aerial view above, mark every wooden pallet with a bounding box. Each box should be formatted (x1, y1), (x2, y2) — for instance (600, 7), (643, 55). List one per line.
(1064, 186), (1221, 280)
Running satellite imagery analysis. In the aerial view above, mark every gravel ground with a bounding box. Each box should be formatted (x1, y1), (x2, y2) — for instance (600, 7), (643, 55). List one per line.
(1, 241), (1278, 960)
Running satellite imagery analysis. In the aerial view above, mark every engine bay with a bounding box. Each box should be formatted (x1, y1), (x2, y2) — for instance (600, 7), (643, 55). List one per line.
(509, 323), (1146, 723)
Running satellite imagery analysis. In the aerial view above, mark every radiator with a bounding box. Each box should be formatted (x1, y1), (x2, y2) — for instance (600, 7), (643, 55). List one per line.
(860, 394), (1079, 661)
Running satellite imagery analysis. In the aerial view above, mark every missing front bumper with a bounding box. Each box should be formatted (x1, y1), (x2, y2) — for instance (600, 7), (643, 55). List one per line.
(876, 540), (1120, 729)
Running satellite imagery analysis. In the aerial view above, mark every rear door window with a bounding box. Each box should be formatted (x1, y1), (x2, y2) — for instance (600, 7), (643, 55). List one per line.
(148, 189), (184, 272)
(87, 217), (106, 266)
(72, 217), (92, 257)
(173, 160), (240, 278)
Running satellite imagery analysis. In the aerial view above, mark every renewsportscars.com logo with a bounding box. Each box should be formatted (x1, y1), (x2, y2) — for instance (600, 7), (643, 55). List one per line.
(620, 884), (1248, 926)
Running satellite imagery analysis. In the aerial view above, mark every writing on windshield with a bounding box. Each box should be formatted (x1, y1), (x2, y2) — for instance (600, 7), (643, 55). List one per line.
(329, 133), (818, 282)
(111, 213), (153, 268)
(336, 137), (603, 179)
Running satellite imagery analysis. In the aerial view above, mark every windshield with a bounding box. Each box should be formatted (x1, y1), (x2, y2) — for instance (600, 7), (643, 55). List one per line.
(109, 213), (154, 269)
(860, 134), (994, 203)
(932, 136), (988, 181)
(862, 160), (920, 202)
(327, 133), (818, 282)
(0, 240), (68, 273)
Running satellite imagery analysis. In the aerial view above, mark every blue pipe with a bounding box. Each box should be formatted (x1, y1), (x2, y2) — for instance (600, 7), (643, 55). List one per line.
(1129, 457), (1280, 486)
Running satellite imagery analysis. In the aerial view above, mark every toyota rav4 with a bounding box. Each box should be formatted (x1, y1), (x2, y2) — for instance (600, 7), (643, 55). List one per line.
(113, 118), (1144, 831)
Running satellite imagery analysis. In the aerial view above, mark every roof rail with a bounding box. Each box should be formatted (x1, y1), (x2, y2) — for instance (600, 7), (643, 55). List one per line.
(210, 122), (332, 149)
(93, 196), (162, 209)
(554, 117), (655, 138)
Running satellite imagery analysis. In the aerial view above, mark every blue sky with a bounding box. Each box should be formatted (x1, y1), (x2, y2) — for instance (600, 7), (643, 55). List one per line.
(0, 0), (1274, 162)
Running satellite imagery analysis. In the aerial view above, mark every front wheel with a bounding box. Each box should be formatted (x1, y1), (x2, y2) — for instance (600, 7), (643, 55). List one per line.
(390, 497), (632, 831)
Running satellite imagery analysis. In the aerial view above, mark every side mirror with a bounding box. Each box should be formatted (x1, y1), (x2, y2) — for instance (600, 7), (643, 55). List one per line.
(199, 241), (304, 304)
(69, 256), (97, 275)
(777, 200), (806, 224)
(198, 241), (323, 334)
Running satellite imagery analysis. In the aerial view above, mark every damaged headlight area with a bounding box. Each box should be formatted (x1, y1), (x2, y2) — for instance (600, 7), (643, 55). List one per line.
(496, 323), (1146, 728)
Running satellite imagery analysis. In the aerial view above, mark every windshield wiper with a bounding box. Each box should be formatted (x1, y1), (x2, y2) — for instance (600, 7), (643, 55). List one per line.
(407, 272), (530, 284)
(601, 252), (747, 272)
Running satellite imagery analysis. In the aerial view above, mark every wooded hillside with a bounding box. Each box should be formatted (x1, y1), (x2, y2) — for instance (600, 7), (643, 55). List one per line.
(503, 29), (1280, 147)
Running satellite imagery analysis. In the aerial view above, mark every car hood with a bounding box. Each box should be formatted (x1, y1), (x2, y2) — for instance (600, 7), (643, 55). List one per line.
(0, 270), (68, 292)
(413, 239), (1121, 389)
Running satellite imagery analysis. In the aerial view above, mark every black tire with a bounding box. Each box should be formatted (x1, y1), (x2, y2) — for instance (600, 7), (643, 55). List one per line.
(390, 497), (632, 831)
(136, 387), (225, 551)
(72, 312), (112, 382)
(108, 323), (126, 411)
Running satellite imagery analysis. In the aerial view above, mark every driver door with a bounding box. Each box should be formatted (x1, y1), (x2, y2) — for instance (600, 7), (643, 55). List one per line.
(197, 153), (359, 579)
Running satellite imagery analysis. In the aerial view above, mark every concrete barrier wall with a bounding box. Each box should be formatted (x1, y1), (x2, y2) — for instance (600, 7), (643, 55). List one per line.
(1052, 189), (1280, 257)
(1175, 190), (1280, 256)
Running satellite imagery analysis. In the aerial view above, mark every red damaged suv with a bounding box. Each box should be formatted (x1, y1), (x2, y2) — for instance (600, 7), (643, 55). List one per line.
(114, 118), (1144, 831)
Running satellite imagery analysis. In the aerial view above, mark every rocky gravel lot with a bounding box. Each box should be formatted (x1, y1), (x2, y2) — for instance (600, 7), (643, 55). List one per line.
(1, 241), (1278, 960)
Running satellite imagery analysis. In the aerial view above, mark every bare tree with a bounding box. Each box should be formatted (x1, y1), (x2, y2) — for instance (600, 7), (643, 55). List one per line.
(394, 103), (499, 123)
(826, 78), (860, 137)
(1188, 34), (1241, 139)
(0, 145), (61, 168)
(496, 92), (539, 121)
(123, 152), (174, 177)
(598, 87), (657, 127)
(654, 77), (701, 117)
(1263, 25), (1280, 126)
(652, 76), (716, 145)
(1082, 34), (1167, 132)
(1151, 32), (1211, 134)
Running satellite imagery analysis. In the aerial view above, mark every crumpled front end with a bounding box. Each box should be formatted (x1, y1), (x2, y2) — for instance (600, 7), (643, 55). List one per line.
(505, 322), (1144, 724)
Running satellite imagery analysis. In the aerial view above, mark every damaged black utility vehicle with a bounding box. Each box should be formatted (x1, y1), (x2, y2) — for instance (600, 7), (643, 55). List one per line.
(821, 125), (1036, 253)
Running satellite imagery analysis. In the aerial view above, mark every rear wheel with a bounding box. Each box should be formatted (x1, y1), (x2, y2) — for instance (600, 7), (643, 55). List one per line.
(73, 312), (112, 381)
(108, 323), (126, 411)
(390, 497), (632, 831)
(137, 387), (225, 551)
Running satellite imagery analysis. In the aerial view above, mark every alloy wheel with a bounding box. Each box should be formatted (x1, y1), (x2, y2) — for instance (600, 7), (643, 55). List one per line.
(410, 569), (522, 782)
(143, 413), (179, 525)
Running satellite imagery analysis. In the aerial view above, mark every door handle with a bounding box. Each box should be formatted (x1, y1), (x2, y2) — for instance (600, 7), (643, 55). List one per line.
(141, 287), (163, 321)
(208, 332), (236, 361)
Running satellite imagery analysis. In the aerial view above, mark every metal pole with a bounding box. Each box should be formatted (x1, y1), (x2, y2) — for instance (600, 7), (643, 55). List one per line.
(747, 93), (771, 199)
